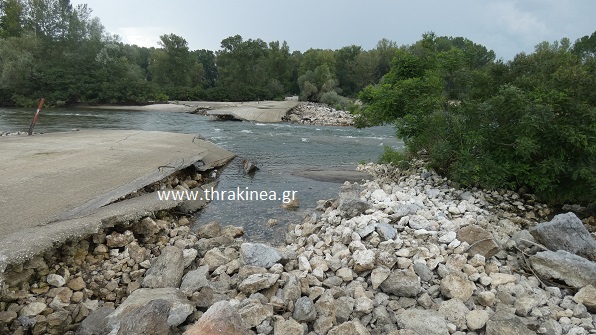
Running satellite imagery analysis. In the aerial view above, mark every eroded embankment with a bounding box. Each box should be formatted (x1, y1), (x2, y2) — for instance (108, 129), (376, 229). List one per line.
(0, 165), (241, 334)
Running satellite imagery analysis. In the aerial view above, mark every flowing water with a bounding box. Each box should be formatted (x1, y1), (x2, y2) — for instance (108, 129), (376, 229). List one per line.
(0, 107), (403, 244)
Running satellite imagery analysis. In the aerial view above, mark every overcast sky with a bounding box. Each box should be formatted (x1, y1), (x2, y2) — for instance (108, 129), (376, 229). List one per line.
(71, 0), (595, 60)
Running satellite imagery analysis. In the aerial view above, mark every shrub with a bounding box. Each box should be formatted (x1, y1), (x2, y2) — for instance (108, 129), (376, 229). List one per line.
(320, 91), (350, 110)
(153, 93), (169, 102)
(378, 146), (411, 169)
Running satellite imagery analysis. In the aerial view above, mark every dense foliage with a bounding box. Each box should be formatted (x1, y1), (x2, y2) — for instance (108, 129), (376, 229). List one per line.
(356, 33), (596, 205)
(0, 0), (396, 106)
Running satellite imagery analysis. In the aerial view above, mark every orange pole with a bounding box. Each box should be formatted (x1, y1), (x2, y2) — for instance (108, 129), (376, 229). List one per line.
(27, 98), (45, 136)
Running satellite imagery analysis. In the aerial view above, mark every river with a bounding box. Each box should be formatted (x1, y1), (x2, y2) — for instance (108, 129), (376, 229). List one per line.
(0, 107), (403, 244)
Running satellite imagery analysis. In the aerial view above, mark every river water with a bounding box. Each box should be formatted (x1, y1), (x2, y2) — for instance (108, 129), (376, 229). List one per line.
(0, 108), (403, 244)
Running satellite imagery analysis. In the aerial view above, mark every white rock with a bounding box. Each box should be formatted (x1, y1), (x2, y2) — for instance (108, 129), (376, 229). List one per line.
(448, 239), (461, 249)
(466, 310), (489, 330)
(439, 231), (457, 243)
(182, 248), (198, 268)
(337, 268), (353, 281)
(371, 189), (387, 202)
(479, 276), (492, 286)
(298, 256), (312, 272)
(490, 273), (517, 286)
(47, 274), (66, 287)
(352, 249), (375, 272)
(19, 302), (47, 316)
(371, 267), (391, 289)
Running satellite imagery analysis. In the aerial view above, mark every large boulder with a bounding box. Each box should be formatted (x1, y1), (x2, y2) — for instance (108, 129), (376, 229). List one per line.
(337, 183), (370, 218)
(530, 250), (596, 288)
(457, 225), (499, 258)
(485, 311), (536, 335)
(142, 246), (185, 288)
(132, 217), (161, 237)
(573, 285), (596, 312)
(75, 307), (114, 335)
(183, 301), (252, 335)
(273, 317), (303, 335)
(440, 274), (475, 301)
(238, 273), (280, 294)
(395, 309), (449, 335)
(238, 302), (273, 329)
(379, 269), (421, 297)
(240, 243), (282, 268)
(438, 299), (469, 329)
(376, 223), (397, 241)
(529, 212), (596, 261)
(292, 297), (316, 322)
(179, 265), (211, 295)
(196, 221), (222, 239)
(117, 299), (170, 335)
(327, 320), (371, 335)
(110, 288), (194, 328)
(352, 249), (376, 272)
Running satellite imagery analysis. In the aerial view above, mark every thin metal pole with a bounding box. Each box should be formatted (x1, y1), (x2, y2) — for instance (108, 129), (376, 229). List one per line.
(27, 98), (45, 136)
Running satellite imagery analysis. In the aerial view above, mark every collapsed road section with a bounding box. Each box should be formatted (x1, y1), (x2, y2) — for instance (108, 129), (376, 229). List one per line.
(0, 130), (234, 281)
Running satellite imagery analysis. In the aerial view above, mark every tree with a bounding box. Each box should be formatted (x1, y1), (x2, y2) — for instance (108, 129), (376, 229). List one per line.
(0, 0), (24, 37)
(149, 33), (195, 93)
(572, 30), (596, 59)
(335, 45), (362, 96)
(266, 40), (293, 97)
(216, 35), (265, 99)
(298, 63), (339, 102)
(372, 38), (398, 81)
(0, 34), (39, 104)
(298, 48), (336, 77)
(194, 49), (217, 88)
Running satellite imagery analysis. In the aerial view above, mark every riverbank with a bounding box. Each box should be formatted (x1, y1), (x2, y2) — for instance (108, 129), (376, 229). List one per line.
(3, 160), (594, 334)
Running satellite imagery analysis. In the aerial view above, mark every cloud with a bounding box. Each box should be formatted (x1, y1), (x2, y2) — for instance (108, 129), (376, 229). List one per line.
(477, 0), (556, 58)
(117, 27), (164, 48)
(487, 1), (550, 43)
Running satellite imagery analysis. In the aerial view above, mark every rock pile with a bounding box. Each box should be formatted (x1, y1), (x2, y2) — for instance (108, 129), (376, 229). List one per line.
(2, 161), (595, 335)
(284, 102), (354, 126)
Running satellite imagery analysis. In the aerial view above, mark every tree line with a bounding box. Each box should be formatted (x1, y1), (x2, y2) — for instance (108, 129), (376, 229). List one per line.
(0, 0), (400, 106)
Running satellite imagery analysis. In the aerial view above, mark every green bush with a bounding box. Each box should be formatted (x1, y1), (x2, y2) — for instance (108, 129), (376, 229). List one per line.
(378, 146), (410, 169)
(11, 95), (39, 108)
(320, 91), (350, 110)
(153, 93), (169, 102)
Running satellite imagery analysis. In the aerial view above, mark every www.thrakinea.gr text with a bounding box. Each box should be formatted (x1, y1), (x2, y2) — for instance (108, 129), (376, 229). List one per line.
(157, 187), (298, 204)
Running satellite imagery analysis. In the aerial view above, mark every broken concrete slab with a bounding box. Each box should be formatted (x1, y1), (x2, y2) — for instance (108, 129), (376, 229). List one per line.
(206, 101), (299, 123)
(0, 129), (234, 234)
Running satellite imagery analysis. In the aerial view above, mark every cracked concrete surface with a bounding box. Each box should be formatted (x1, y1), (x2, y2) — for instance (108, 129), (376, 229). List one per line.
(0, 129), (234, 235)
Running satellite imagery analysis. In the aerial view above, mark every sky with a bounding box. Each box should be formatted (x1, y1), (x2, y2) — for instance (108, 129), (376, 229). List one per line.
(71, 0), (596, 60)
